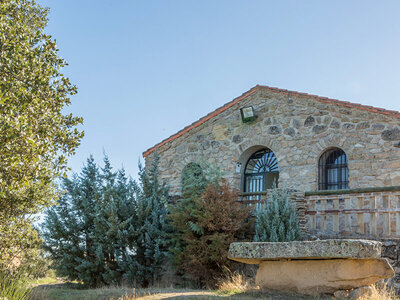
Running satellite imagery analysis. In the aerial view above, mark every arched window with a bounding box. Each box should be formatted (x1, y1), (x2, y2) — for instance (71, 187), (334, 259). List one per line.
(318, 148), (349, 190)
(244, 149), (279, 193)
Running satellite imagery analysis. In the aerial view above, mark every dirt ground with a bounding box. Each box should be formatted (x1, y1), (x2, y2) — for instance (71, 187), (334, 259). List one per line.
(30, 283), (335, 300)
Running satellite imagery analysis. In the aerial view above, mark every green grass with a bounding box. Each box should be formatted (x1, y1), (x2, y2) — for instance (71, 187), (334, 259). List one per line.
(0, 271), (32, 300)
(28, 276), (61, 286)
(30, 285), (136, 300)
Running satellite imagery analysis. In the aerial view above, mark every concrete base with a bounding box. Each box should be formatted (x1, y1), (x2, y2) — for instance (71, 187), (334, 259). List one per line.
(256, 258), (394, 295)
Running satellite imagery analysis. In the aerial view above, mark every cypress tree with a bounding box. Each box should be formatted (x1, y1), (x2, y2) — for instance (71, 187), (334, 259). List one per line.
(42, 156), (103, 287)
(41, 156), (138, 287)
(135, 154), (169, 287)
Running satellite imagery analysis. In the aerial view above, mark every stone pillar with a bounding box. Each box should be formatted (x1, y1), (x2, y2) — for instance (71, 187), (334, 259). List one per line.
(288, 190), (307, 234)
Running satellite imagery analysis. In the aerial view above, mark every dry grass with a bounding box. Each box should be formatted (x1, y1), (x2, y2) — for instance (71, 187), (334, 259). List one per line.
(28, 279), (400, 300)
(362, 283), (399, 300)
(217, 272), (252, 295)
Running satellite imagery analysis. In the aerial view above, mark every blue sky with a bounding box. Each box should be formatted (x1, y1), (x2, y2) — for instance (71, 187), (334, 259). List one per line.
(37, 0), (400, 179)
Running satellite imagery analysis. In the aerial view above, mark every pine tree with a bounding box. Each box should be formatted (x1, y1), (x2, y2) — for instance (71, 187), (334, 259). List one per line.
(135, 154), (170, 287)
(254, 188), (301, 242)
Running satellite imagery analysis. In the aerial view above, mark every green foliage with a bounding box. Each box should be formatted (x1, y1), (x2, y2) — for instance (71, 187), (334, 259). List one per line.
(41, 156), (137, 287)
(0, 270), (31, 300)
(169, 163), (250, 287)
(254, 188), (301, 242)
(0, 0), (83, 268)
(135, 154), (170, 287)
(42, 154), (170, 288)
(0, 217), (42, 273)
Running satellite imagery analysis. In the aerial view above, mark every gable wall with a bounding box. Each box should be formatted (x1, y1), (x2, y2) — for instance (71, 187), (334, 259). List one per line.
(145, 89), (400, 195)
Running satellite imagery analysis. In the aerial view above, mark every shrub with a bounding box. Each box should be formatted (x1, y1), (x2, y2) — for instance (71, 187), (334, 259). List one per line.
(169, 171), (250, 287)
(254, 188), (301, 242)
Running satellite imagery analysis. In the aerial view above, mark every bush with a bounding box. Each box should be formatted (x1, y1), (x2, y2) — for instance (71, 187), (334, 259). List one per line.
(169, 169), (250, 287)
(254, 188), (301, 242)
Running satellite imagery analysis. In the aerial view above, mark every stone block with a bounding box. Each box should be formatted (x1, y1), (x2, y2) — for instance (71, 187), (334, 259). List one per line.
(256, 258), (393, 295)
(228, 240), (382, 264)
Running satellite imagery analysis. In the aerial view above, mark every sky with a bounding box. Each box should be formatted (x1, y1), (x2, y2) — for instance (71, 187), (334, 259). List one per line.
(36, 0), (400, 180)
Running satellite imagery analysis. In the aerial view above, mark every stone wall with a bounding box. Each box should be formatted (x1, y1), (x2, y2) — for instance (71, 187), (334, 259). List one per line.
(381, 239), (400, 288)
(145, 88), (400, 195)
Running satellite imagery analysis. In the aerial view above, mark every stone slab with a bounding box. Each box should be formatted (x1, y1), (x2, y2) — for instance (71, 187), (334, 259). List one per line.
(228, 239), (382, 264)
(256, 258), (394, 295)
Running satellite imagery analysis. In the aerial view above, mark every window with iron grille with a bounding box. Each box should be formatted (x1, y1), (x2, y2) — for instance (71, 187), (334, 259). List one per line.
(244, 149), (279, 193)
(318, 148), (349, 190)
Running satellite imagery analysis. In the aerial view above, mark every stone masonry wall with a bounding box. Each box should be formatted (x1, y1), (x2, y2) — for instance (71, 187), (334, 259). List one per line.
(145, 88), (400, 195)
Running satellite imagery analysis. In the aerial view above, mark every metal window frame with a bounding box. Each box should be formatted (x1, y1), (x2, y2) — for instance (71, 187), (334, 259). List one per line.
(318, 148), (349, 191)
(243, 149), (279, 193)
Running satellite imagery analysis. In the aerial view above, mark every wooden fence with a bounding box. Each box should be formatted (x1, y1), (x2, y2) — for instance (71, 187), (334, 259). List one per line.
(305, 187), (400, 238)
(239, 186), (400, 239)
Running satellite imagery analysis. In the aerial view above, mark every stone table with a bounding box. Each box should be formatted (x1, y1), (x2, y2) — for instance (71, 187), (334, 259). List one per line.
(228, 239), (394, 295)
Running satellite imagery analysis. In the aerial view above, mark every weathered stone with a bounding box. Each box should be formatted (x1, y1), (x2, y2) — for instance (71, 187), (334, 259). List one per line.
(330, 119), (341, 129)
(188, 144), (198, 152)
(232, 135), (242, 144)
(196, 134), (205, 141)
(200, 140), (210, 150)
(372, 124), (385, 130)
(312, 125), (327, 134)
(334, 290), (349, 298)
(356, 122), (370, 130)
(381, 127), (400, 141)
(210, 140), (219, 148)
(213, 124), (229, 141)
(263, 117), (272, 126)
(268, 125), (282, 135)
(304, 116), (315, 127)
(284, 127), (296, 137)
(343, 123), (355, 130)
(292, 119), (300, 129)
(255, 258), (393, 295)
(348, 285), (374, 299)
(228, 240), (382, 264)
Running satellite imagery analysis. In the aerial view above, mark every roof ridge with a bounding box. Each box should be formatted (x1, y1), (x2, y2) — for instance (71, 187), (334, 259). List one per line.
(143, 85), (400, 157)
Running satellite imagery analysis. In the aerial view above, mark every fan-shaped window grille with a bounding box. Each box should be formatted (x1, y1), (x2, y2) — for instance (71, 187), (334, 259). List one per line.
(318, 148), (349, 190)
(244, 149), (279, 193)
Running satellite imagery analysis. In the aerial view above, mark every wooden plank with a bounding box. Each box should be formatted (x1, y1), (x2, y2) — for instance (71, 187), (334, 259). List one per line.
(344, 196), (351, 233)
(333, 198), (339, 232)
(356, 196), (364, 234)
(397, 195), (400, 236)
(370, 195), (377, 236)
(383, 195), (390, 236)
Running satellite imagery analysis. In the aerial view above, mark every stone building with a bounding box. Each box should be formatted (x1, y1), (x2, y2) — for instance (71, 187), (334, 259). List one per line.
(143, 85), (400, 240)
